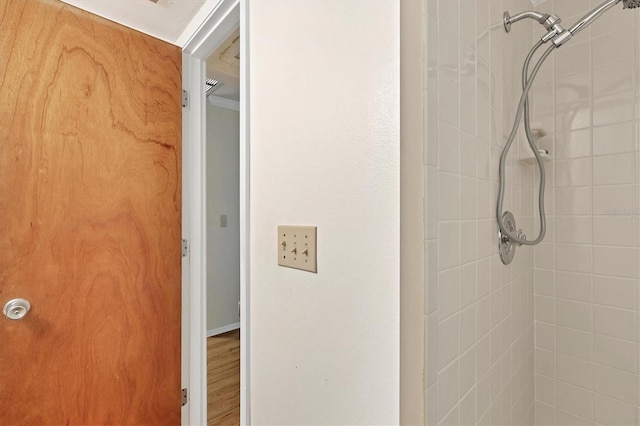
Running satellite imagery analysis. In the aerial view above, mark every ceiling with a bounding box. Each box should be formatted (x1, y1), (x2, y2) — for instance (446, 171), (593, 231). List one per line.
(206, 28), (240, 87)
(60, 0), (221, 46)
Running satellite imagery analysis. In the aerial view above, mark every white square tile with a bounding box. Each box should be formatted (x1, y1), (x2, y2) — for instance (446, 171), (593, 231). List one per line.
(535, 347), (556, 378)
(594, 393), (637, 426)
(556, 187), (592, 215)
(593, 275), (635, 309)
(556, 326), (592, 361)
(555, 409), (593, 426)
(438, 313), (459, 370)
(460, 346), (475, 397)
(460, 132), (476, 178)
(425, 166), (438, 239)
(593, 121), (634, 156)
(534, 268), (555, 297)
(535, 295), (555, 324)
(439, 221), (460, 270)
(556, 381), (593, 420)
(535, 401), (556, 426)
(535, 374), (556, 406)
(593, 363), (638, 405)
(593, 246), (635, 278)
(593, 153), (635, 185)
(593, 215), (634, 247)
(555, 158), (592, 187)
(459, 262), (476, 309)
(476, 333), (491, 379)
(594, 334), (637, 373)
(556, 299), (592, 332)
(592, 27), (634, 68)
(556, 100), (591, 132)
(438, 121), (460, 173)
(460, 177), (477, 221)
(555, 129), (592, 160)
(426, 313), (438, 387)
(439, 267), (460, 320)
(557, 353), (593, 390)
(460, 305), (476, 352)
(426, 383), (438, 426)
(556, 243), (592, 273)
(459, 386), (475, 426)
(476, 258), (491, 298)
(438, 359), (459, 421)
(593, 92), (635, 127)
(593, 60), (634, 97)
(426, 240), (438, 314)
(556, 71), (591, 104)
(593, 185), (635, 215)
(593, 304), (636, 341)
(438, 172), (460, 220)
(439, 75), (460, 127)
(556, 271), (592, 303)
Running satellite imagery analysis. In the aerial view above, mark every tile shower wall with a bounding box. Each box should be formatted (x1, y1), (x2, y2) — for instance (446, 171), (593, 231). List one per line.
(424, 0), (537, 424)
(531, 1), (640, 425)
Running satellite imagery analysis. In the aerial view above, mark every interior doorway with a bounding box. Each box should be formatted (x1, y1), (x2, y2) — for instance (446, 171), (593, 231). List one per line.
(205, 28), (241, 425)
(181, 0), (248, 423)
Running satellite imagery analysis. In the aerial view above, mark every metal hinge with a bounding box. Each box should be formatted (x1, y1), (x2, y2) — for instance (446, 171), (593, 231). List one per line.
(182, 239), (189, 258)
(182, 90), (189, 108)
(181, 388), (188, 406)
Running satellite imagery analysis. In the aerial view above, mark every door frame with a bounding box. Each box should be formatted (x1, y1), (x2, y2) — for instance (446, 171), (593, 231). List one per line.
(181, 0), (249, 424)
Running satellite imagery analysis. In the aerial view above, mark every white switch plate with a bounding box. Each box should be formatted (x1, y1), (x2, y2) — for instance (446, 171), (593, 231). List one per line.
(277, 225), (317, 273)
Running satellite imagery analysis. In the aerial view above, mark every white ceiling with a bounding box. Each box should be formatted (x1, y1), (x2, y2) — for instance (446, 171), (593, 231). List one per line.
(61, 0), (221, 46)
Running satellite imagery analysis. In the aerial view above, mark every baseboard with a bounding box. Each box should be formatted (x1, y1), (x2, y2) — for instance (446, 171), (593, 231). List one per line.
(207, 322), (240, 337)
(207, 95), (240, 111)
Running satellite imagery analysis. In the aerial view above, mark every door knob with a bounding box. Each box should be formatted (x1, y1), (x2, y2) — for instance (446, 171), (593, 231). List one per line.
(3, 298), (31, 320)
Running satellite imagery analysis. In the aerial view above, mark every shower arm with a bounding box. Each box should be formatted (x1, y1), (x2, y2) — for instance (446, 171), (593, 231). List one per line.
(503, 11), (568, 45)
(502, 11), (548, 32)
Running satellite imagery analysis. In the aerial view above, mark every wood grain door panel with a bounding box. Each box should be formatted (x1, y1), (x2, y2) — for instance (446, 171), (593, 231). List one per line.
(0, 1), (182, 424)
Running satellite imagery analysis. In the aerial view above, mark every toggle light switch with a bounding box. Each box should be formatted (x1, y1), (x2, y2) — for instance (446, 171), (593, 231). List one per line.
(277, 225), (317, 273)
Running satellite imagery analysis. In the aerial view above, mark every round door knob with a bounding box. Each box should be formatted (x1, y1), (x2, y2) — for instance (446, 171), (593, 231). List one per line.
(3, 298), (31, 320)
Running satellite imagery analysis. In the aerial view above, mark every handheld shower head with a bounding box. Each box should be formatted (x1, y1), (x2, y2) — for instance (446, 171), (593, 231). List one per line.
(569, 0), (639, 37)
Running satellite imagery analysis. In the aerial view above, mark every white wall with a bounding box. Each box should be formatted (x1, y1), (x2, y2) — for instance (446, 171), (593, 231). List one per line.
(424, 0), (537, 424)
(206, 102), (240, 333)
(249, 1), (400, 424)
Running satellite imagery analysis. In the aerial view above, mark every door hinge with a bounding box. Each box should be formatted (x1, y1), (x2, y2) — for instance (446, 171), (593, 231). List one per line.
(182, 90), (189, 108)
(181, 388), (188, 406)
(182, 239), (189, 257)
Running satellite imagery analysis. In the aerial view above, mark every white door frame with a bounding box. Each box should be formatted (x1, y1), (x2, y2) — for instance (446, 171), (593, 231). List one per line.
(181, 0), (249, 424)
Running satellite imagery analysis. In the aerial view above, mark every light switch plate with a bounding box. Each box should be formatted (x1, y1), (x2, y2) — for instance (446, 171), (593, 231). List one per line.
(277, 225), (317, 273)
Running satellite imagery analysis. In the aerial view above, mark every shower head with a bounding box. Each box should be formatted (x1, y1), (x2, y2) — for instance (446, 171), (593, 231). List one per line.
(569, 0), (639, 37)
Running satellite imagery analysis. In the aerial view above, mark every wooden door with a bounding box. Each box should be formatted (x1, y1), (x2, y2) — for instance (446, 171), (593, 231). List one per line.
(0, 0), (182, 424)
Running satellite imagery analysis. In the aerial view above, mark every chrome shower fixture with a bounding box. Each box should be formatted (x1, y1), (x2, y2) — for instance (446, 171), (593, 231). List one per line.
(497, 0), (640, 264)
(504, 0), (639, 48)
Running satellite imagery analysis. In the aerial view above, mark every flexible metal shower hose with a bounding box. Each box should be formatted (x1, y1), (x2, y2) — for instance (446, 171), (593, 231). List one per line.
(496, 41), (556, 246)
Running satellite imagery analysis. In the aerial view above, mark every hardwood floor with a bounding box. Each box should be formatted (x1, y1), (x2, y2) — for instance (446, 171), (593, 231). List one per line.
(208, 329), (240, 425)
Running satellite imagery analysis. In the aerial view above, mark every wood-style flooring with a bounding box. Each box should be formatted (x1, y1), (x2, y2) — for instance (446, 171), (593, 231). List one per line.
(208, 329), (240, 425)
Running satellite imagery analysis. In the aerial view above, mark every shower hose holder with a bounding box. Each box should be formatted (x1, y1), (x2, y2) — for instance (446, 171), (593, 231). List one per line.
(498, 211), (527, 265)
